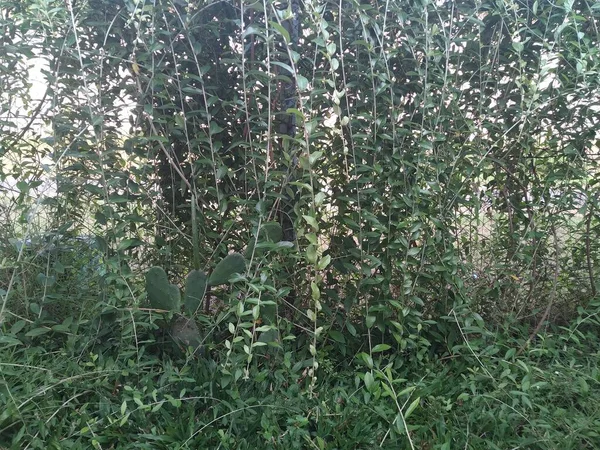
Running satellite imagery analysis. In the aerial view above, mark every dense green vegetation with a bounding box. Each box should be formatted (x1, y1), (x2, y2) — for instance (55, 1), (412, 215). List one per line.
(1, 0), (600, 448)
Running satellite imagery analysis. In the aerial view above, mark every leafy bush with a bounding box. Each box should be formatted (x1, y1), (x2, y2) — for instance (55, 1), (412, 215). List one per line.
(1, 0), (600, 448)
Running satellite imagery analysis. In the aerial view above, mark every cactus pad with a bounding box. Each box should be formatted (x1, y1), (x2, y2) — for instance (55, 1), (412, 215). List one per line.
(208, 252), (246, 286)
(184, 270), (207, 316)
(145, 266), (180, 312)
(171, 314), (203, 353)
(245, 222), (283, 258)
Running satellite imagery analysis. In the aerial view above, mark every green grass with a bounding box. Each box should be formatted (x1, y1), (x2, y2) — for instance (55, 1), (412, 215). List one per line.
(1, 293), (599, 449)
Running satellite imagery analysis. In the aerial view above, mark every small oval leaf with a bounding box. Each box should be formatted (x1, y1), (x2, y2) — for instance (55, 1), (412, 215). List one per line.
(372, 344), (391, 353)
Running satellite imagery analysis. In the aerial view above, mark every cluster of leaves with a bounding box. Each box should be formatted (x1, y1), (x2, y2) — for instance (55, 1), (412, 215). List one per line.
(3, 0), (599, 332)
(1, 0), (600, 447)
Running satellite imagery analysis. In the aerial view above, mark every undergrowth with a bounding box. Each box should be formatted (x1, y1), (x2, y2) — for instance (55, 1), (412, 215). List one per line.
(1, 280), (599, 449)
(2, 0), (600, 448)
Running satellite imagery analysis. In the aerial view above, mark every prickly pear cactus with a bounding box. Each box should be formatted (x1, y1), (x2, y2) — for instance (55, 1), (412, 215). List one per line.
(168, 284), (181, 310)
(208, 252), (246, 286)
(245, 222), (283, 258)
(171, 314), (203, 354)
(261, 222), (283, 243)
(145, 266), (180, 312)
(184, 270), (207, 316)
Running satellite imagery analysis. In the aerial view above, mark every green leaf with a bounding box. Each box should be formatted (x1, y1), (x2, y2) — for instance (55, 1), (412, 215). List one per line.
(404, 397), (420, 419)
(11, 320), (26, 335)
(317, 254), (331, 270)
(328, 330), (345, 343)
(310, 281), (320, 301)
(511, 41), (524, 53)
(306, 244), (318, 264)
(346, 322), (357, 336)
(366, 315), (376, 328)
(0, 335), (23, 346)
(36, 273), (56, 287)
(372, 344), (391, 353)
(53, 261), (65, 274)
(364, 371), (375, 391)
(309, 151), (323, 166)
(407, 247), (420, 257)
(296, 74), (309, 91)
(302, 215), (319, 230)
(25, 327), (51, 337)
(209, 122), (224, 134)
(117, 238), (144, 251)
(270, 21), (290, 43)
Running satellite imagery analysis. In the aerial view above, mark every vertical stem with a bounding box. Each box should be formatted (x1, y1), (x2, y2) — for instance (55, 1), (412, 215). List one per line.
(586, 196), (596, 297)
(204, 285), (211, 315)
(191, 193), (200, 271)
